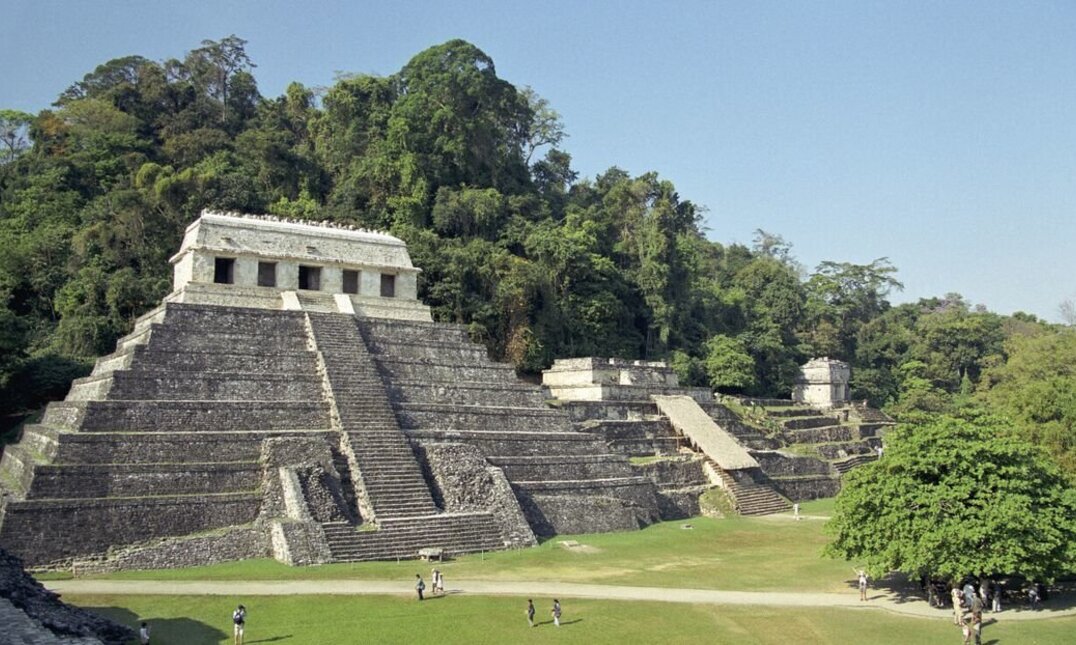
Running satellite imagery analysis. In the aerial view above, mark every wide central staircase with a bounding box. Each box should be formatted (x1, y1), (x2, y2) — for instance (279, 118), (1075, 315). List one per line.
(305, 313), (502, 561)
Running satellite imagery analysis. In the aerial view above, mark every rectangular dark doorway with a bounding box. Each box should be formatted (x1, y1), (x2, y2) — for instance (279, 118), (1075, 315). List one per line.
(342, 270), (360, 295)
(298, 265), (321, 290)
(257, 262), (277, 287)
(214, 258), (235, 284)
(380, 273), (395, 297)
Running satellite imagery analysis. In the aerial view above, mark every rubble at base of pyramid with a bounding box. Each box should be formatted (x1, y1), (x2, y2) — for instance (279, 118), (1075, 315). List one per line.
(0, 547), (132, 644)
(0, 211), (666, 571)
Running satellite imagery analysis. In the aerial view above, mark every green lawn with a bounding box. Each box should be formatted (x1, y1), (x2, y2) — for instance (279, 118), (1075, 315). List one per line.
(65, 499), (857, 592)
(70, 593), (1076, 645)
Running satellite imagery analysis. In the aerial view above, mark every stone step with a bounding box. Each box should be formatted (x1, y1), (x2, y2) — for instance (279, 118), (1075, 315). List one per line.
(320, 512), (503, 562)
(372, 358), (518, 385)
(23, 461), (261, 499)
(781, 416), (840, 430)
(125, 347), (319, 375)
(783, 425), (856, 444)
(42, 400), (331, 433)
(44, 429), (336, 465)
(70, 371), (324, 402)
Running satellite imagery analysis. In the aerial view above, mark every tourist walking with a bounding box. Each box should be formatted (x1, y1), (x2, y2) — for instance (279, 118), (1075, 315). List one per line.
(979, 579), (990, 612)
(551, 599), (562, 627)
(431, 568), (444, 595)
(139, 621), (151, 645)
(232, 604), (246, 645)
(526, 599), (535, 627)
(415, 574), (426, 601)
(992, 584), (1002, 613)
(951, 586), (964, 625)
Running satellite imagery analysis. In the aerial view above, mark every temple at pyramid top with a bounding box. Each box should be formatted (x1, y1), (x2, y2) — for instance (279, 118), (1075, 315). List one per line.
(166, 210), (432, 320)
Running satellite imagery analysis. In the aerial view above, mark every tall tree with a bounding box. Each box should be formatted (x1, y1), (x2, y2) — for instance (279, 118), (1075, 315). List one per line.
(825, 415), (1076, 584)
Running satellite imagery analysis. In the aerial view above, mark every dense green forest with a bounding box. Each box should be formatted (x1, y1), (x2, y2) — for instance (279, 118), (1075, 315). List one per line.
(1, 37), (1073, 474)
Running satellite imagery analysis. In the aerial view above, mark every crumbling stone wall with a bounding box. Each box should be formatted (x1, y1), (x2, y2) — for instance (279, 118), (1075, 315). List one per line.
(414, 442), (536, 548)
(74, 526), (269, 573)
(0, 548), (132, 644)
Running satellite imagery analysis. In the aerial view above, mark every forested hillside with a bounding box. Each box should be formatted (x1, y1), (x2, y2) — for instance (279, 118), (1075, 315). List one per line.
(1, 37), (1072, 473)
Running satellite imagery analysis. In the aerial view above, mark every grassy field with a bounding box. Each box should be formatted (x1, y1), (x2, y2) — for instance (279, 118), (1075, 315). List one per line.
(56, 500), (857, 593)
(54, 497), (1076, 643)
(70, 593), (1076, 645)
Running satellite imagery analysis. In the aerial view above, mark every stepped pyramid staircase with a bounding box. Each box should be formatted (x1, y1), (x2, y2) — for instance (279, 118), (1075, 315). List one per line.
(651, 395), (791, 516)
(302, 312), (503, 562)
(355, 318), (659, 536)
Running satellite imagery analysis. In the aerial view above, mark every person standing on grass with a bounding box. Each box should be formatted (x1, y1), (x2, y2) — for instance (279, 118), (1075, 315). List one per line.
(854, 569), (868, 601)
(992, 584), (1002, 613)
(526, 599), (535, 627)
(232, 604), (246, 645)
(139, 621), (151, 645)
(551, 599), (562, 627)
(415, 573), (426, 601)
(951, 586), (964, 625)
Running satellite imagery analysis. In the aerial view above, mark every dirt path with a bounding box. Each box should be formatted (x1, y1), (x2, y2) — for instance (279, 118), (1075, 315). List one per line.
(45, 579), (1076, 622)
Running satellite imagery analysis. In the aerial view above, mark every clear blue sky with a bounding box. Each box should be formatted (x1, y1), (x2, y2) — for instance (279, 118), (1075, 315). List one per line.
(5, 1), (1075, 321)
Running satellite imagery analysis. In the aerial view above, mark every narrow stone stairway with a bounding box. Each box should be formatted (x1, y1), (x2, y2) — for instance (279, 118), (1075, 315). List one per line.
(321, 513), (504, 562)
(715, 465), (791, 516)
(306, 313), (438, 521)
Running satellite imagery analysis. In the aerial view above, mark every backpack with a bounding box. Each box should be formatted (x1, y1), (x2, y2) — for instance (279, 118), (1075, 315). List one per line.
(233, 610), (244, 625)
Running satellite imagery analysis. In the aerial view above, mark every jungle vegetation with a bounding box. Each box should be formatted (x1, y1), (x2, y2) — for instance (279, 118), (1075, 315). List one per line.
(1, 37), (1073, 476)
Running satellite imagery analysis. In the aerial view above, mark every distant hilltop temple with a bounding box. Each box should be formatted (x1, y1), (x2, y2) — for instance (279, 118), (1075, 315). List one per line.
(0, 211), (888, 571)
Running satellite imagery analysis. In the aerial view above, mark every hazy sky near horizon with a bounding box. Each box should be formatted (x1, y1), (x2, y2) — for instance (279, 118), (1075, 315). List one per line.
(4, 1), (1075, 321)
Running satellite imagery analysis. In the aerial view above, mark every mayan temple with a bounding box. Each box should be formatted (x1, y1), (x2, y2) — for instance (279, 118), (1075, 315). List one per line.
(0, 212), (662, 569)
(0, 211), (886, 570)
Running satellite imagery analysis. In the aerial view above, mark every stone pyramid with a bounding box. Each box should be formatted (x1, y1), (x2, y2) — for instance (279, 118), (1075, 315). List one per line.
(0, 212), (658, 569)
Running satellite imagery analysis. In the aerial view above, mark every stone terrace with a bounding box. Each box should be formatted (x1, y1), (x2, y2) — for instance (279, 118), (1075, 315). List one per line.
(0, 304), (329, 567)
(359, 318), (660, 536)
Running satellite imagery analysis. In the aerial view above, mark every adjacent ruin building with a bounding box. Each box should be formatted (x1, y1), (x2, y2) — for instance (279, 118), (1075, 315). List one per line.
(542, 357), (889, 516)
(792, 357), (851, 409)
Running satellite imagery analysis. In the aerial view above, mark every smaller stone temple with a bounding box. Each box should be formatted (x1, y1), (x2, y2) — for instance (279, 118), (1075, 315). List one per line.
(792, 358), (851, 409)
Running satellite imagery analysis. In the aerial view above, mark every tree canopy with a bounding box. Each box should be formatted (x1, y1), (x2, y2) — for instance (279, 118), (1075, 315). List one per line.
(825, 415), (1076, 583)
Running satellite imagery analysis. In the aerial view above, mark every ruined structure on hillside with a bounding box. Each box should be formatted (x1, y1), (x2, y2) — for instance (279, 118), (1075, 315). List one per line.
(792, 357), (851, 409)
(0, 212), (657, 569)
(543, 358), (890, 514)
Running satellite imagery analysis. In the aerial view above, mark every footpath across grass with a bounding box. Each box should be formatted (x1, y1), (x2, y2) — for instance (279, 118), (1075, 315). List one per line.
(68, 499), (854, 592)
(70, 593), (1076, 645)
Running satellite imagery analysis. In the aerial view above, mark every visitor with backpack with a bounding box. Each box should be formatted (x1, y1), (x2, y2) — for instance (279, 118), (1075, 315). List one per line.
(415, 573), (426, 601)
(232, 604), (246, 645)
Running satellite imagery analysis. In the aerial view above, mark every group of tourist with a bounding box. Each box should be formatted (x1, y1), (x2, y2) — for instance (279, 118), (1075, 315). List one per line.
(414, 571), (566, 628)
(952, 581), (998, 645)
(526, 598), (563, 627)
(415, 569), (446, 600)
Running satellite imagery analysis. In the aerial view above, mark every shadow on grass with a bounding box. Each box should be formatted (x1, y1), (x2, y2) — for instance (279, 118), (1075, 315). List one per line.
(84, 606), (228, 645)
(246, 637), (293, 643)
(853, 572), (928, 605)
